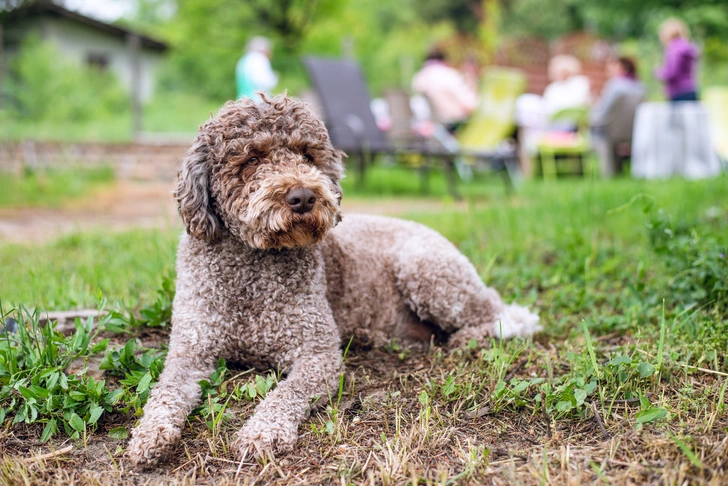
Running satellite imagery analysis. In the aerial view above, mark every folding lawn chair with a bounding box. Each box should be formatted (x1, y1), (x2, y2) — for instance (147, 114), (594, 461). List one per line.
(303, 57), (517, 196)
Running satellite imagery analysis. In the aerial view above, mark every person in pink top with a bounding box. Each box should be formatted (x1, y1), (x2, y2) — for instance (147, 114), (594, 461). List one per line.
(412, 47), (478, 133)
(655, 18), (700, 102)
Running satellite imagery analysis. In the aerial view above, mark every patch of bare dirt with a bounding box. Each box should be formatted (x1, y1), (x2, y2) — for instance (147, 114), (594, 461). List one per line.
(0, 181), (467, 244)
(1, 343), (726, 485)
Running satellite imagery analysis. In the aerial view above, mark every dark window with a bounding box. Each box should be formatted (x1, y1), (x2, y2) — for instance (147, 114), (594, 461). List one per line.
(86, 52), (109, 70)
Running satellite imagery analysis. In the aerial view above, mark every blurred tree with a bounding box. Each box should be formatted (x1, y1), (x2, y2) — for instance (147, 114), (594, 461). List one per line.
(417, 0), (484, 35)
(500, 0), (728, 41)
(248, 0), (319, 53)
(4, 34), (128, 121)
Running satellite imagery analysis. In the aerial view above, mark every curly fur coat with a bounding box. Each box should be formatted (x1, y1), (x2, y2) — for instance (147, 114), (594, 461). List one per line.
(127, 95), (540, 467)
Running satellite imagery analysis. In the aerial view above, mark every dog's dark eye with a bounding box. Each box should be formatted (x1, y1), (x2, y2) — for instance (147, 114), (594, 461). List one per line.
(248, 157), (259, 164)
(303, 154), (314, 163)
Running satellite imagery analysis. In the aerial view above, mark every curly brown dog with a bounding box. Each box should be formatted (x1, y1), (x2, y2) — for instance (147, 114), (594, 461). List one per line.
(127, 95), (540, 467)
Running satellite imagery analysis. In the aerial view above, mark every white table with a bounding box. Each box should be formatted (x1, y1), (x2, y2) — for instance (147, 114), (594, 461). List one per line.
(632, 102), (721, 179)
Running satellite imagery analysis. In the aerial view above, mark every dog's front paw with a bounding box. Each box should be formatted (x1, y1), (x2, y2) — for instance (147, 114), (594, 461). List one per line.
(127, 422), (182, 468)
(233, 415), (298, 459)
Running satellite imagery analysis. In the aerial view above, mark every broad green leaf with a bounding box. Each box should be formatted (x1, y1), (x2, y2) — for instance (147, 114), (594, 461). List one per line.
(90, 339), (110, 354)
(637, 362), (655, 379)
(105, 389), (124, 405)
(574, 389), (587, 407)
(41, 418), (57, 443)
(108, 427), (129, 440)
(512, 380), (529, 394)
(635, 407), (666, 424)
(137, 373), (152, 393)
(609, 355), (631, 366)
(639, 394), (651, 409)
(556, 400), (573, 412)
(88, 404), (104, 425)
(30, 385), (50, 400)
(46, 371), (60, 391)
(18, 386), (38, 401)
(68, 412), (85, 432)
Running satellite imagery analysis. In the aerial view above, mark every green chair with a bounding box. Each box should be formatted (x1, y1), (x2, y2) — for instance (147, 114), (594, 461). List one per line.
(703, 86), (728, 163)
(458, 67), (526, 152)
(537, 106), (592, 180)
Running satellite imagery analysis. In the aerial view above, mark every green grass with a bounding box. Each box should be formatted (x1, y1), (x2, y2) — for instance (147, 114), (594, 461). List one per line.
(0, 91), (219, 143)
(0, 175), (726, 484)
(0, 229), (178, 310)
(340, 160), (510, 199)
(0, 167), (115, 208)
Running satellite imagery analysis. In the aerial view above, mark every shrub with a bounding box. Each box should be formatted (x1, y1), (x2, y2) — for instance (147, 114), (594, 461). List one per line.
(3, 34), (129, 123)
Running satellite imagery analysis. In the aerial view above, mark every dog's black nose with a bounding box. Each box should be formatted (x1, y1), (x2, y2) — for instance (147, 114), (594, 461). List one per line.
(286, 187), (316, 214)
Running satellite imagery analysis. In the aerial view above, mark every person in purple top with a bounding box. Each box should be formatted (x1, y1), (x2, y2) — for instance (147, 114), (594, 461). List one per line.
(656, 18), (700, 102)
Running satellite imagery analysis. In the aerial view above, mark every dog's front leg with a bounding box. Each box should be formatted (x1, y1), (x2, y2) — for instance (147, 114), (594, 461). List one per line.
(128, 341), (217, 467)
(233, 344), (341, 458)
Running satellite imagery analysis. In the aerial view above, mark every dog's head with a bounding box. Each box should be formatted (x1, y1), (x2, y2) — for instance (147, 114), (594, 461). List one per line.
(175, 95), (345, 249)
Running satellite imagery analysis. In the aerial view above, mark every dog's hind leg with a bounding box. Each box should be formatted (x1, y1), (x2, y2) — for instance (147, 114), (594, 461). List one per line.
(391, 233), (540, 348)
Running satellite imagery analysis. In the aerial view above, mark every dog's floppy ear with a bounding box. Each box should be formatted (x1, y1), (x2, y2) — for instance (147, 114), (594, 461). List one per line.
(174, 136), (222, 241)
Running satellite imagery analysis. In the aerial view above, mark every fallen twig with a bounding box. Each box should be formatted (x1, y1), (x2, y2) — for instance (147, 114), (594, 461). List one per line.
(23, 445), (73, 463)
(591, 401), (610, 440)
(504, 359), (527, 381)
(541, 398), (552, 437)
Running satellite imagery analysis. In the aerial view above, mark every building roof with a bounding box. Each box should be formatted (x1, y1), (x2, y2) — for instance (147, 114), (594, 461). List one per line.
(0, 1), (168, 51)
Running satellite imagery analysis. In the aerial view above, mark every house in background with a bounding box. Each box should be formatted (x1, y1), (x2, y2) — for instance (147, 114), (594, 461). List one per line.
(0, 1), (168, 103)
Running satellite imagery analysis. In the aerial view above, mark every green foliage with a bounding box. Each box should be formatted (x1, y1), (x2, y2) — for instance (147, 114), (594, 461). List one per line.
(417, 0), (482, 35)
(0, 229), (178, 311)
(0, 306), (113, 442)
(192, 358), (277, 432)
(3, 34), (128, 123)
(105, 274), (175, 333)
(0, 166), (115, 209)
(645, 202), (728, 314)
(99, 339), (166, 414)
(142, 0), (452, 101)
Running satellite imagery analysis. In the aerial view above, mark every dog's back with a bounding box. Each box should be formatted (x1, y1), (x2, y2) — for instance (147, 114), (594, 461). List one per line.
(321, 213), (464, 346)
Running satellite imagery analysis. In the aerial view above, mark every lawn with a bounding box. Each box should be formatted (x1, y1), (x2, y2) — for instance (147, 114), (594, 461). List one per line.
(0, 175), (726, 485)
(0, 91), (218, 143)
(0, 166), (115, 209)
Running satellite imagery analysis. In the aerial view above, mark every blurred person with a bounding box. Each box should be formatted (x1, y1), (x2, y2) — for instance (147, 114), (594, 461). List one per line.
(236, 36), (278, 102)
(591, 57), (644, 126)
(411, 47), (478, 133)
(542, 55), (591, 116)
(591, 56), (645, 176)
(655, 18), (700, 102)
(514, 55), (590, 175)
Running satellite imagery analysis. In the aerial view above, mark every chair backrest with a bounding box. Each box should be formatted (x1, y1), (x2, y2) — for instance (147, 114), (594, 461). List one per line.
(297, 89), (326, 122)
(303, 57), (388, 152)
(383, 88), (416, 146)
(458, 66), (526, 151)
(703, 86), (728, 158)
(604, 91), (644, 143)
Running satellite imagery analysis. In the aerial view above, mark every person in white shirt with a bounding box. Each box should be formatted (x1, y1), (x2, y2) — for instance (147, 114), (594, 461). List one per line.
(542, 55), (591, 116)
(412, 48), (478, 132)
(236, 36), (278, 102)
(514, 54), (591, 175)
